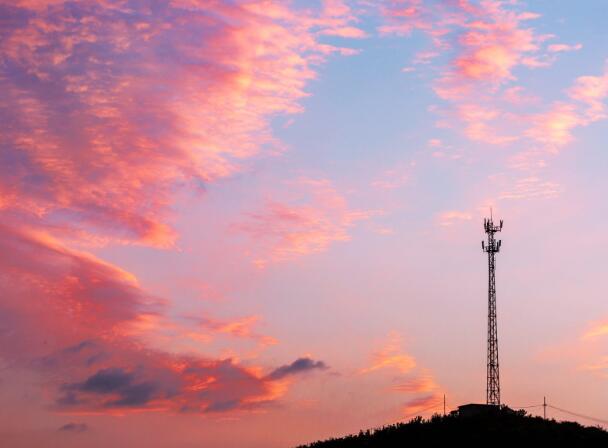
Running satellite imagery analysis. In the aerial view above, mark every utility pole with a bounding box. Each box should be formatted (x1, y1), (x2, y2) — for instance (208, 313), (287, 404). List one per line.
(443, 394), (446, 416)
(482, 213), (503, 405)
(544, 396), (547, 419)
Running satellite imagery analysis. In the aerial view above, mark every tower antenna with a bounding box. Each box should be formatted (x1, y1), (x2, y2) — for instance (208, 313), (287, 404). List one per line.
(482, 214), (502, 405)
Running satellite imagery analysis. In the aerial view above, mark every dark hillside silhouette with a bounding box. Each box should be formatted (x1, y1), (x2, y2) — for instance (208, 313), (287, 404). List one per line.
(297, 407), (608, 447)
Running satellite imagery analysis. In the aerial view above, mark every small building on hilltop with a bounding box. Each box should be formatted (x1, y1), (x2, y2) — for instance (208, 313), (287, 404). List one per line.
(454, 404), (500, 418)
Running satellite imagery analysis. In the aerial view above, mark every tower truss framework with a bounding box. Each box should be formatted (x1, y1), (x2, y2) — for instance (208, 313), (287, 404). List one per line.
(482, 215), (503, 406)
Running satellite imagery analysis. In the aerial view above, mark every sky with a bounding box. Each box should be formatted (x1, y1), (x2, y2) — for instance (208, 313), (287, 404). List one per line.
(1, 0), (608, 446)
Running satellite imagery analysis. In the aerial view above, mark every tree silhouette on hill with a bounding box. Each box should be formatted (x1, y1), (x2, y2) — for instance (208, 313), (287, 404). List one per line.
(297, 407), (608, 447)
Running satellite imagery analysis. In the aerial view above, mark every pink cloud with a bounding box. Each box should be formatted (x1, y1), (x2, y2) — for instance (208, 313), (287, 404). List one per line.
(0, 1), (362, 418)
(381, 3), (608, 206)
(0, 224), (143, 361)
(380, 0), (600, 159)
(453, 17), (537, 84)
(371, 165), (411, 190)
(499, 176), (562, 200)
(427, 139), (463, 160)
(235, 178), (374, 266)
(0, 0), (360, 248)
(522, 63), (608, 151)
(378, 0), (429, 37)
(457, 103), (518, 145)
(525, 103), (586, 147)
(507, 148), (548, 171)
(413, 50), (440, 65)
(382, 1), (546, 96)
(548, 43), (583, 53)
(323, 26), (367, 38)
(318, 0), (367, 39)
(437, 210), (473, 227)
(0, 223), (326, 414)
(568, 66), (608, 121)
(380, 1), (558, 150)
(502, 86), (540, 105)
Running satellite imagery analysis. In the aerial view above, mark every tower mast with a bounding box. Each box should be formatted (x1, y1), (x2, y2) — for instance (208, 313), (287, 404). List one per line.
(481, 214), (503, 405)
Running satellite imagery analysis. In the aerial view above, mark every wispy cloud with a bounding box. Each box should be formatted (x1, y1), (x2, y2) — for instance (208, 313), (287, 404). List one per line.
(548, 43), (583, 53)
(402, 394), (443, 417)
(236, 178), (374, 267)
(381, 0), (550, 96)
(499, 177), (562, 200)
(361, 332), (417, 374)
(196, 315), (278, 347)
(381, 1), (608, 205)
(437, 210), (473, 227)
(361, 332), (445, 418)
(0, 0), (362, 247)
(0, 224), (327, 414)
(0, 0), (368, 417)
(583, 322), (608, 340)
(394, 373), (440, 395)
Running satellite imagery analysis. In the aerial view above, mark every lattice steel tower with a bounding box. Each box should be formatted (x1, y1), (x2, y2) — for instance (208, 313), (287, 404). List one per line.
(482, 214), (503, 406)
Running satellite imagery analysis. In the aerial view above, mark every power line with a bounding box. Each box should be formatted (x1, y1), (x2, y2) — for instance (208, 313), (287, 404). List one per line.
(511, 401), (608, 426)
(547, 404), (608, 426)
(400, 399), (608, 428)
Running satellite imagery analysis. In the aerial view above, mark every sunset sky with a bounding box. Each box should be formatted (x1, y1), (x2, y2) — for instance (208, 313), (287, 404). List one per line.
(2, 0), (608, 446)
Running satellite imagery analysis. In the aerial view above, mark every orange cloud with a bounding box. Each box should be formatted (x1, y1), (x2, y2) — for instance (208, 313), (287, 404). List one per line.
(1, 2), (364, 417)
(0, 223), (322, 414)
(394, 374), (439, 394)
(359, 332), (446, 418)
(583, 323), (608, 339)
(114, 311), (279, 360)
(197, 315), (278, 347)
(581, 357), (608, 377)
(402, 394), (444, 417)
(362, 332), (417, 374)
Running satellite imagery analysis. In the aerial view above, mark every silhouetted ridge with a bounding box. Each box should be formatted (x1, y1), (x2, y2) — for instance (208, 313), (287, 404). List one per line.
(297, 407), (608, 447)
